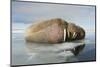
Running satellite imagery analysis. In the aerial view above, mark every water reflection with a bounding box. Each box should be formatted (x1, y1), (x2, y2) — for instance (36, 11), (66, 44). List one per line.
(71, 44), (85, 55)
(25, 41), (85, 63)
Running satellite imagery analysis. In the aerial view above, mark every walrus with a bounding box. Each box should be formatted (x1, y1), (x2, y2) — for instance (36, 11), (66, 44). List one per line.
(25, 18), (85, 44)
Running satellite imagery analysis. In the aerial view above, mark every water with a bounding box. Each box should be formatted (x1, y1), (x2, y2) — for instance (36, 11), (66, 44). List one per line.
(11, 31), (96, 65)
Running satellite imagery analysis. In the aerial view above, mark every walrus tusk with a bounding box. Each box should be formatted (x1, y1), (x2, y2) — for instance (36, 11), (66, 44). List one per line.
(72, 32), (76, 38)
(64, 28), (66, 42)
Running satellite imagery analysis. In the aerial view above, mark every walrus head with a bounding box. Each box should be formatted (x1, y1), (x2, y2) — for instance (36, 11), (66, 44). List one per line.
(65, 23), (85, 41)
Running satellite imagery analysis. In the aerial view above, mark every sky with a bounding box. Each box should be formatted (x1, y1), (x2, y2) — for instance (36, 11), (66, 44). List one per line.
(12, 1), (96, 32)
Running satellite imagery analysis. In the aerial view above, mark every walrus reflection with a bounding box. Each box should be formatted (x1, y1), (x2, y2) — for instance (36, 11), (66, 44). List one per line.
(71, 44), (85, 55)
(25, 42), (85, 63)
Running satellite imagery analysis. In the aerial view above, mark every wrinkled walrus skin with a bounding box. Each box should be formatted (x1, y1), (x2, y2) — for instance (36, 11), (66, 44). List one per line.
(25, 18), (85, 44)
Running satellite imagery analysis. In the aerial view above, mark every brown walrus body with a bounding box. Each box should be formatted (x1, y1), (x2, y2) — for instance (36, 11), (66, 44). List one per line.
(25, 18), (85, 44)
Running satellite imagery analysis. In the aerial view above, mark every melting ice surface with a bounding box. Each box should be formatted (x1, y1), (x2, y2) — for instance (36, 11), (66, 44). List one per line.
(12, 27), (95, 65)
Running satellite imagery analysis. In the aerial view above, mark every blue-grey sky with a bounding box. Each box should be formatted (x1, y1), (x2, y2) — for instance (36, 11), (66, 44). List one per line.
(12, 1), (95, 32)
